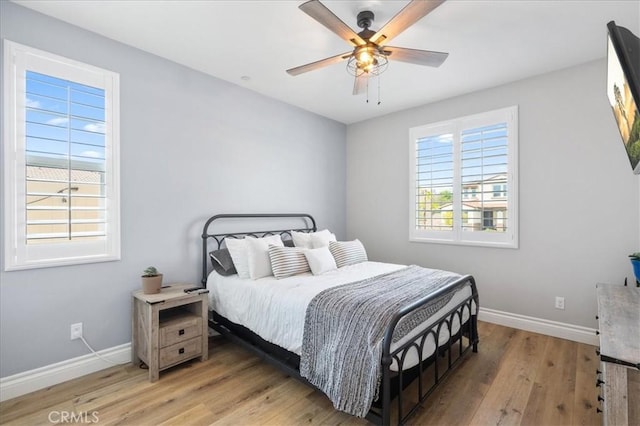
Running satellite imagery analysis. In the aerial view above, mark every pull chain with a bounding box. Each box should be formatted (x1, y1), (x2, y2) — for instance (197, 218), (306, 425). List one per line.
(366, 74), (370, 104)
(363, 74), (381, 105)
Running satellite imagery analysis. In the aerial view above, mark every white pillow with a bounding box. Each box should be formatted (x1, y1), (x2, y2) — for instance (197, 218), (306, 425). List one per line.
(304, 246), (337, 275)
(246, 235), (284, 279)
(291, 230), (313, 248)
(225, 238), (250, 279)
(292, 229), (335, 249)
(310, 230), (337, 248)
(329, 239), (368, 268)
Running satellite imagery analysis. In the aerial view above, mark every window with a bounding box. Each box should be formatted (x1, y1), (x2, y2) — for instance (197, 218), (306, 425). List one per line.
(409, 106), (518, 248)
(492, 184), (507, 198)
(3, 40), (120, 270)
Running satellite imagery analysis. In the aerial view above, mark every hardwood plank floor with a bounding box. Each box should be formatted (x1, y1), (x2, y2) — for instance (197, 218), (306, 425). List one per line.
(0, 322), (602, 425)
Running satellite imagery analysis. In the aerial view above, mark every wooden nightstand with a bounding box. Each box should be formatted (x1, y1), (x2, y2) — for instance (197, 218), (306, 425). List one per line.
(132, 283), (208, 382)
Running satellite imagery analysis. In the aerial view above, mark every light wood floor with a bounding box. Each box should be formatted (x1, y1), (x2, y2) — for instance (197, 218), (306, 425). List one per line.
(1, 322), (605, 425)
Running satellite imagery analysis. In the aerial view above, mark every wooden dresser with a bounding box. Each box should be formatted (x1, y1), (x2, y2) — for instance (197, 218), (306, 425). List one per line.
(595, 283), (640, 425)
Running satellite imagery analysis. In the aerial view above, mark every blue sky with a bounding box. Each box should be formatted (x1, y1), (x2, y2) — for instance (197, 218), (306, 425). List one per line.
(416, 123), (508, 194)
(25, 71), (106, 168)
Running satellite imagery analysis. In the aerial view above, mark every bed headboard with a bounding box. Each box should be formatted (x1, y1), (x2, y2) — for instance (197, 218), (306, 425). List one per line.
(201, 213), (317, 285)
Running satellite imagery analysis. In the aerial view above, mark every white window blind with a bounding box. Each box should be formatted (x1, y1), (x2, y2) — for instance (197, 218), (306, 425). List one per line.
(415, 132), (454, 232)
(26, 71), (108, 243)
(460, 122), (509, 233)
(4, 40), (120, 270)
(409, 106), (518, 248)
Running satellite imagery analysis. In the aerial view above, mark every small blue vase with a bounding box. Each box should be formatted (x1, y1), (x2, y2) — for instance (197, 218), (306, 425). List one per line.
(632, 259), (640, 285)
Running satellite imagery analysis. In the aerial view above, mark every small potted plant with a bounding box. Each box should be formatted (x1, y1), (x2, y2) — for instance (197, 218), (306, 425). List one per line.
(629, 252), (640, 286)
(141, 266), (163, 294)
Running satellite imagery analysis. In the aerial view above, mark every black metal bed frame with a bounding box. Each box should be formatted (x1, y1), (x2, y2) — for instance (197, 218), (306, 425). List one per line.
(201, 213), (479, 425)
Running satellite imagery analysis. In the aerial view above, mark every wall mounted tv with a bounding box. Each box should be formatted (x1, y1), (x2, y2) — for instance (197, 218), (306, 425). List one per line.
(607, 21), (640, 174)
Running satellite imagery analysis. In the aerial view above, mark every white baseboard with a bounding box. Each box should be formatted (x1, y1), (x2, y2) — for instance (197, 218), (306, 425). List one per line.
(478, 307), (599, 346)
(0, 343), (130, 402)
(0, 309), (599, 402)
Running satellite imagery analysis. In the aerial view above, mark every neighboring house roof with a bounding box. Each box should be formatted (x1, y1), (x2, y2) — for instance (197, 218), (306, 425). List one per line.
(463, 173), (507, 186)
(26, 166), (100, 183)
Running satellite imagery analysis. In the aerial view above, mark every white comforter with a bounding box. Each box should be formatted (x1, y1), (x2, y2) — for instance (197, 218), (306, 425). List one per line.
(207, 261), (474, 368)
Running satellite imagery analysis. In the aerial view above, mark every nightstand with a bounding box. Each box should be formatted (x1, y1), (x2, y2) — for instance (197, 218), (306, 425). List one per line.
(132, 283), (208, 382)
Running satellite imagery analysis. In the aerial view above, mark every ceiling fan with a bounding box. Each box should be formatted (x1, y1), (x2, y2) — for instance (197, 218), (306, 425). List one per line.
(286, 0), (449, 95)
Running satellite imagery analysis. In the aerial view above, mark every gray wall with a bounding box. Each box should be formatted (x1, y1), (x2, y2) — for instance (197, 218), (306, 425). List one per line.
(347, 60), (639, 329)
(0, 2), (346, 377)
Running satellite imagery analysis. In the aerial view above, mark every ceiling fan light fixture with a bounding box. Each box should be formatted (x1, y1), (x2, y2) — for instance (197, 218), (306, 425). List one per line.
(356, 47), (373, 64)
(347, 46), (388, 77)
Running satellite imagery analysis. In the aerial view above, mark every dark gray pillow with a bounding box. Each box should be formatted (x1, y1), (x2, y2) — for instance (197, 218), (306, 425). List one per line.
(209, 248), (237, 276)
(283, 239), (295, 247)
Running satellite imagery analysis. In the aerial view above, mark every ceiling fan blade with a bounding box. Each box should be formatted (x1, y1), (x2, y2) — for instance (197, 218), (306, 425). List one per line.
(370, 0), (446, 46)
(299, 0), (366, 46)
(353, 74), (368, 95)
(286, 51), (352, 76)
(383, 46), (448, 67)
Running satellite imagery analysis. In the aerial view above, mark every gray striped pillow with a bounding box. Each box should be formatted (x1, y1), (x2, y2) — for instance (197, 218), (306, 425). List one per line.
(268, 245), (310, 279)
(329, 239), (368, 268)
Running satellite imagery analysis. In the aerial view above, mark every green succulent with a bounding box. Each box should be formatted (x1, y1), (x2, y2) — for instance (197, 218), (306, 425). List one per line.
(142, 266), (159, 277)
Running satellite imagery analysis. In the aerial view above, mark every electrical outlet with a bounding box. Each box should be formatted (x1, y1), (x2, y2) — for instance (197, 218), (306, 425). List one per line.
(555, 296), (565, 310)
(70, 322), (83, 340)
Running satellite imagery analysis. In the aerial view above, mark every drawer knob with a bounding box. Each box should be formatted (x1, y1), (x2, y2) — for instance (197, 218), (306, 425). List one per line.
(595, 315), (599, 320)
(598, 395), (604, 402)
(595, 330), (600, 335)
(597, 408), (602, 414)
(596, 369), (602, 375)
(179, 329), (185, 336)
(596, 379), (605, 387)
(179, 348), (185, 354)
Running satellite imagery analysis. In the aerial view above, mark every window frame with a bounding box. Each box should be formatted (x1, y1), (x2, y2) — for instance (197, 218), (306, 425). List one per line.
(409, 106), (518, 248)
(3, 40), (121, 271)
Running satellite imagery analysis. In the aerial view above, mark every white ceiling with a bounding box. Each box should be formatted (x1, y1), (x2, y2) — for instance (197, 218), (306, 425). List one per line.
(13, 0), (640, 124)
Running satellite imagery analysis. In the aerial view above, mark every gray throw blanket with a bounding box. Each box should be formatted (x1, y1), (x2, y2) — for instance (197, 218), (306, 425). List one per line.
(300, 265), (462, 418)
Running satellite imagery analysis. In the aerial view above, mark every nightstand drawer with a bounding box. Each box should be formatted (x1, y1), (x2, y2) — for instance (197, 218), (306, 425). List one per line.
(159, 336), (202, 369)
(159, 315), (202, 347)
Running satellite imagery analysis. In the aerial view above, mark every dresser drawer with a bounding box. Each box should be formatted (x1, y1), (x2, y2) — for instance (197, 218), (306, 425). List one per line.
(159, 315), (202, 347)
(159, 336), (202, 369)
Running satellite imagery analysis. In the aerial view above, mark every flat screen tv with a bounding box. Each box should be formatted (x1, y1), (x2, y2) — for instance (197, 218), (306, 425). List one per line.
(607, 21), (640, 174)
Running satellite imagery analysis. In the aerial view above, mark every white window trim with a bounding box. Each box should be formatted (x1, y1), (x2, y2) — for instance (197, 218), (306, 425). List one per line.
(409, 106), (519, 249)
(3, 40), (121, 271)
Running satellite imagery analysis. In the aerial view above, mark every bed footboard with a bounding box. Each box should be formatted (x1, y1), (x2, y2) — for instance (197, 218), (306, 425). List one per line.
(375, 275), (479, 426)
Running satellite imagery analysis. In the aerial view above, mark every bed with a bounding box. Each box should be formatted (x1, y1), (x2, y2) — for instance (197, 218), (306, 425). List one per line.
(201, 213), (479, 425)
